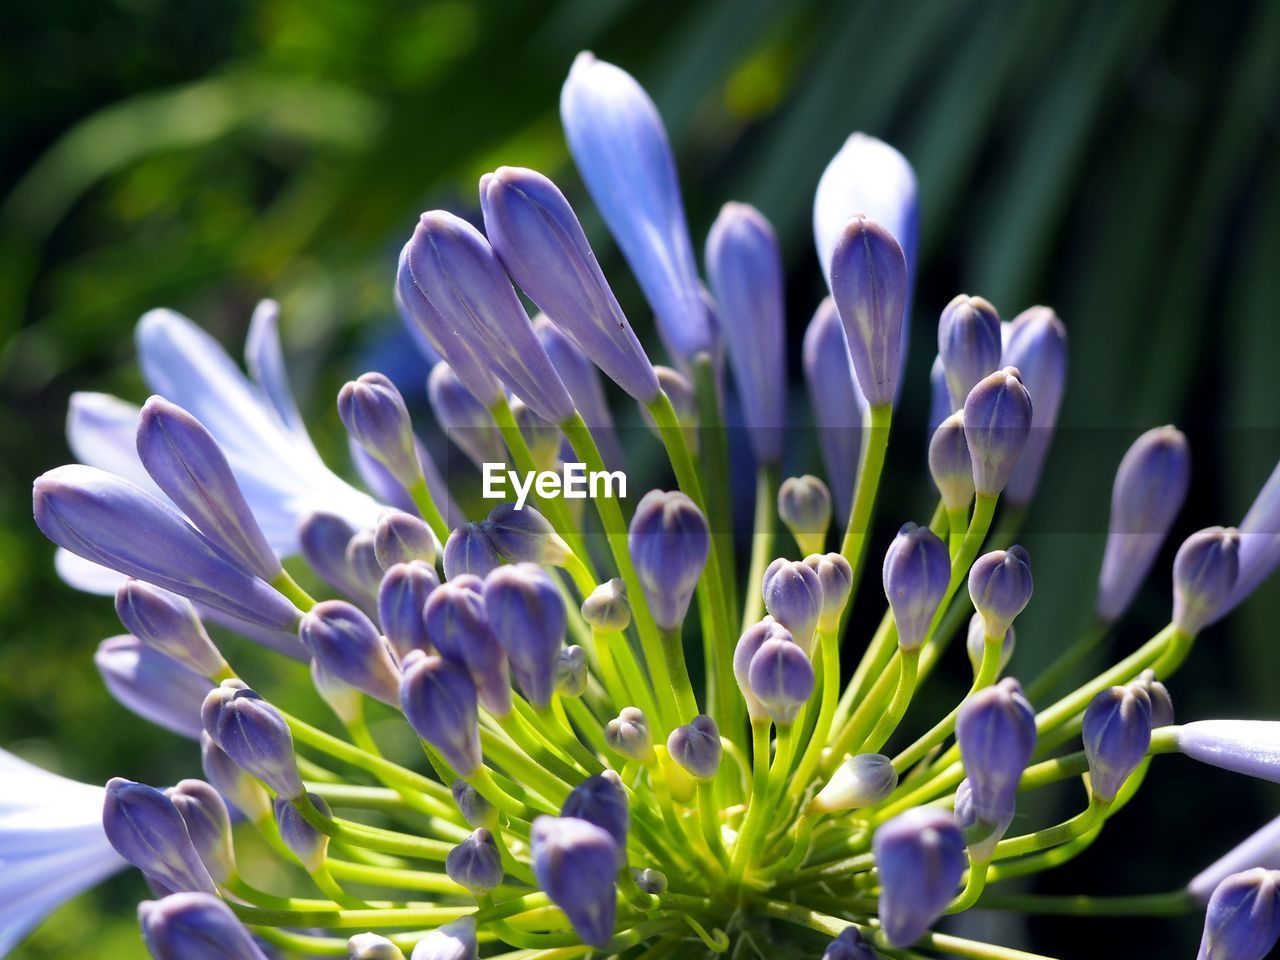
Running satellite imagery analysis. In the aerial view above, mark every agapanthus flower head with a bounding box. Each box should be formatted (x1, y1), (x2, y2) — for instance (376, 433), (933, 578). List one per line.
(804, 552), (854, 633)
(873, 807), (967, 946)
(605, 707), (653, 762)
(965, 613), (1015, 678)
(483, 502), (572, 567)
(762, 557), (825, 655)
(1002, 305), (1068, 506)
(1197, 868), (1280, 960)
(1082, 684), (1152, 802)
(628, 490), (709, 631)
(274, 792), (331, 872)
(562, 772), (629, 853)
(962, 366), (1033, 497)
(482, 562), (566, 708)
(443, 523), (501, 582)
(968, 545), (1033, 639)
(812, 753), (898, 813)
(581, 578), (631, 632)
(95, 635), (213, 740)
(375, 509), (438, 570)
(378, 560), (439, 660)
(1174, 526), (1241, 634)
(102, 778), (217, 895)
(956, 678), (1036, 836)
(937, 294), (1002, 412)
(400, 651), (482, 777)
(166, 780), (235, 885)
(778, 475), (833, 557)
(667, 715), (721, 780)
(531, 815), (619, 948)
(349, 932), (407, 960)
(200, 680), (304, 800)
(734, 617), (795, 723)
(446, 828), (503, 895)
(299, 600), (402, 706)
(138, 892), (268, 960)
(746, 636), (815, 726)
(883, 522), (950, 651)
(928, 412), (974, 515)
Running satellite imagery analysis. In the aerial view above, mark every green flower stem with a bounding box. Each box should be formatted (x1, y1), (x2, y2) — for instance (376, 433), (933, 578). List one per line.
(741, 465), (778, 631)
(326, 859), (471, 895)
(1025, 616), (1110, 702)
(467, 758), (550, 822)
(295, 754), (341, 782)
(696, 779), (728, 865)
(343, 712), (462, 827)
(232, 901), (471, 929)
(497, 709), (586, 784)
(977, 890), (1194, 917)
(489, 827), (539, 886)
(477, 731), (567, 812)
(858, 647), (923, 756)
(832, 611), (896, 735)
(728, 721), (774, 880)
(406, 475), (452, 548)
(491, 399), (591, 563)
(590, 628), (638, 713)
(838, 402), (892, 579)
(690, 354), (738, 617)
(540, 699), (604, 773)
(223, 875), (335, 911)
(644, 389), (739, 739)
(561, 695), (610, 762)
(657, 626), (700, 721)
(303, 783), (414, 813)
(282, 711), (457, 815)
(787, 625), (839, 805)
(293, 793), (454, 861)
(763, 811), (816, 878)
(946, 856), (992, 913)
(313, 863), (367, 908)
(561, 411), (682, 733)
(1017, 752), (1089, 792)
(251, 927), (363, 956)
(646, 759), (716, 875)
(270, 569), (317, 612)
(994, 797), (1112, 860)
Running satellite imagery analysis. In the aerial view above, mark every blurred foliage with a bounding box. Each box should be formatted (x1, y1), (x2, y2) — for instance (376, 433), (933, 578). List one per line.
(2, 0), (1280, 956)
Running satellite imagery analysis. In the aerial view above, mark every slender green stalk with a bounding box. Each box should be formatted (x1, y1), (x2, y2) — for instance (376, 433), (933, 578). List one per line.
(728, 721), (773, 881)
(976, 890), (1194, 916)
(690, 354), (738, 617)
(858, 647), (921, 755)
(786, 626), (841, 804)
(742, 465), (778, 631)
(838, 403), (892, 573)
(271, 570), (317, 612)
(994, 798), (1111, 860)
(406, 475), (451, 546)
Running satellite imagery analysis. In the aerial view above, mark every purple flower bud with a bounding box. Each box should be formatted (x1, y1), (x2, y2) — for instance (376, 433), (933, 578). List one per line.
(762, 558), (824, 655)
(829, 217), (908, 407)
(778, 476), (832, 557)
(200, 731), (271, 823)
(400, 652), (482, 776)
(873, 807), (966, 946)
(299, 512), (367, 602)
(406, 211), (574, 423)
(1132, 669), (1175, 728)
(426, 361), (504, 469)
(451, 779), (496, 829)
(929, 413), (974, 516)
(510, 397), (563, 470)
(968, 546), (1034, 639)
(34, 465), (300, 630)
(1231, 460), (1280, 615)
(929, 355), (950, 430)
(378, 561), (439, 660)
(805, 552), (854, 635)
(605, 707), (653, 762)
(96, 636), (213, 739)
(349, 933), (407, 960)
(337, 373), (422, 493)
(1197, 869), (1280, 960)
(115, 580), (227, 679)
(562, 772), (629, 855)
(555, 645), (588, 697)
(1002, 306), (1068, 506)
(1095, 426), (1191, 621)
(533, 314), (627, 470)
(956, 678), (1037, 833)
(747, 637), (815, 726)
(581, 578), (631, 632)
(484, 502), (572, 566)
(103, 778), (217, 894)
(1191, 817), (1280, 906)
(443, 523), (501, 582)
(632, 867), (667, 894)
(274, 792), (331, 872)
(812, 753), (898, 813)
(804, 298), (863, 523)
(1172, 721), (1280, 785)
(136, 396), (281, 581)
(424, 580), (511, 716)
(1174, 527), (1241, 634)
(312, 659), (363, 725)
(954, 777), (1014, 862)
(346, 530), (386, 601)
(482, 563), (565, 708)
(411, 917), (478, 960)
(446, 827), (503, 894)
(1082, 685), (1152, 801)
(480, 166), (659, 403)
(299, 600), (401, 706)
(667, 715), (721, 780)
(938, 295), (1003, 412)
(560, 53), (710, 365)
(531, 815), (619, 947)
(628, 491), (709, 631)
(138, 892), (268, 960)
(966, 613), (1015, 678)
(734, 618), (794, 722)
(821, 927), (877, 960)
(705, 202), (787, 464)
(375, 510), (437, 570)
(167, 780), (236, 884)
(883, 523), (951, 651)
(962, 367), (1033, 497)
(201, 681), (304, 800)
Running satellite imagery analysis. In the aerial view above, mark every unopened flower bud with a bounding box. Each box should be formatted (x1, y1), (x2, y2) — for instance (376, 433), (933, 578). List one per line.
(411, 916), (479, 960)
(632, 867), (667, 894)
(1171, 721), (1280, 785)
(1132, 669), (1175, 728)
(299, 512), (367, 602)
(805, 552), (853, 633)
(375, 510), (437, 570)
(424, 581), (511, 717)
(483, 563), (566, 708)
(778, 475), (833, 557)
(804, 298), (862, 519)
(1082, 685), (1152, 801)
(201, 681), (304, 800)
(451, 780), (496, 829)
(821, 927), (877, 960)
(138, 892), (268, 960)
(345, 530), (386, 601)
(484, 502), (572, 566)
(562, 772), (629, 854)
(103, 778), (217, 895)
(530, 815), (619, 947)
(929, 413), (974, 515)
(968, 546), (1033, 639)
(167, 780), (235, 884)
(605, 707), (653, 762)
(555, 645), (588, 697)
(747, 637), (815, 725)
(96, 636), (212, 740)
(956, 678), (1036, 836)
(734, 618), (794, 722)
(963, 367), (1033, 497)
(274, 793), (331, 873)
(1002, 306), (1068, 506)
(427, 362), (504, 469)
(338, 372), (422, 492)
(349, 932), (407, 960)
(938, 294), (1002, 411)
(581, 579), (631, 632)
(812, 753), (898, 813)
(200, 731), (270, 823)
(954, 777), (1014, 862)
(966, 613), (1015, 678)
(883, 523), (950, 651)
(299, 600), (401, 706)
(628, 491), (709, 630)
(443, 523), (501, 582)
(511, 398), (562, 470)
(378, 561), (439, 660)
(311, 659), (363, 726)
(829, 216), (908, 407)
(762, 558), (824, 655)
(400, 652), (482, 776)
(446, 828), (503, 895)
(1197, 868), (1280, 960)
(1190, 817), (1280, 906)
(1174, 527), (1240, 634)
(116, 580), (228, 679)
(667, 715), (721, 780)
(873, 807), (966, 946)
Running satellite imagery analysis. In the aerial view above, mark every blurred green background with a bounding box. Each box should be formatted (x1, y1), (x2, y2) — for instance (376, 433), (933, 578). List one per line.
(2, 0), (1279, 956)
